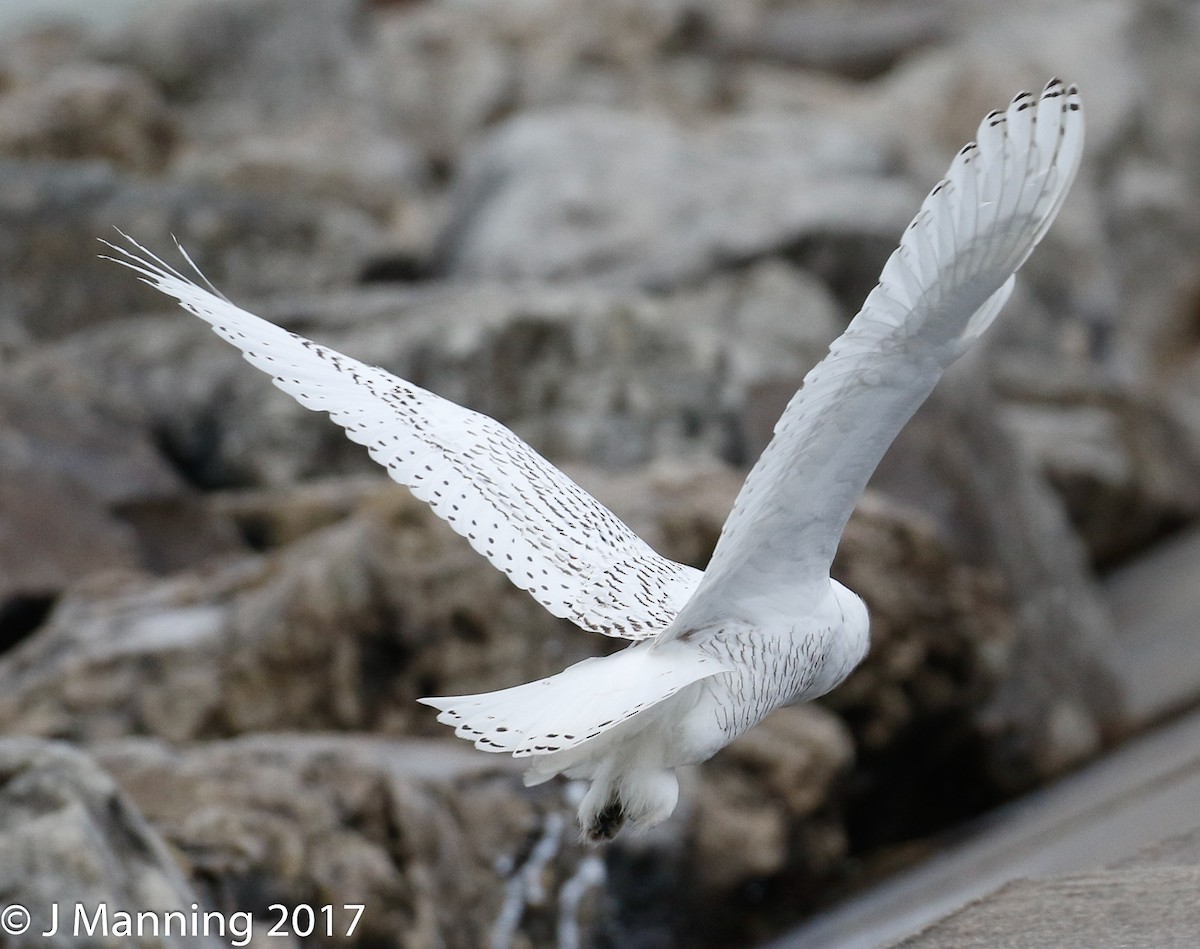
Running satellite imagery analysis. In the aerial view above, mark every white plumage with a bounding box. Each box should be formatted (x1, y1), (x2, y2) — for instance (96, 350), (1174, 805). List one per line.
(105, 79), (1083, 842)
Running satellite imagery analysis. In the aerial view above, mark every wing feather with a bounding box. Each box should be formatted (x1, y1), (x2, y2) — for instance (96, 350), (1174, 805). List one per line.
(668, 79), (1084, 632)
(102, 235), (701, 639)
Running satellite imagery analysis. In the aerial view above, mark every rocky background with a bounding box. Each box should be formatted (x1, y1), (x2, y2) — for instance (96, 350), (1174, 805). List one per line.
(1, 0), (1199, 946)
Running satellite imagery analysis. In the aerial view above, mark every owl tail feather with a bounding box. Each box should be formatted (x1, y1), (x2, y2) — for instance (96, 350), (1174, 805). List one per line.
(418, 642), (730, 766)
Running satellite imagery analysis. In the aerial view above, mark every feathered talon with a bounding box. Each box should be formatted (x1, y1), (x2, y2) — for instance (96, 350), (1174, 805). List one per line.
(587, 801), (626, 843)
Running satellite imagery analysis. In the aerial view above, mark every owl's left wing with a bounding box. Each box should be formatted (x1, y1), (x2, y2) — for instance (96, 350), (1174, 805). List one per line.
(104, 234), (701, 639)
(668, 79), (1084, 633)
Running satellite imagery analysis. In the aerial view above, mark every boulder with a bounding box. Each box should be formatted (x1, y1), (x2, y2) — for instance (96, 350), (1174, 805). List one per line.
(995, 365), (1200, 569)
(0, 374), (238, 657)
(435, 107), (915, 287)
(0, 379), (244, 652)
(0, 485), (597, 744)
(677, 705), (856, 944)
(0, 737), (225, 948)
(100, 0), (375, 138)
(0, 160), (382, 344)
(8, 265), (840, 486)
(871, 363), (1127, 792)
(101, 0), (425, 221)
(96, 734), (570, 949)
(90, 724), (855, 949)
(373, 0), (728, 168)
(0, 61), (177, 172)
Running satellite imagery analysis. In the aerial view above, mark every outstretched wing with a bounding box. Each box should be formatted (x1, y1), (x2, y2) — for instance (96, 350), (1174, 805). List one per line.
(670, 79), (1084, 632)
(103, 234), (702, 639)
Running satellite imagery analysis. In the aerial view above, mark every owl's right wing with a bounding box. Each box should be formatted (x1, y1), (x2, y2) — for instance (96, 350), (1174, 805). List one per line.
(667, 79), (1084, 634)
(103, 235), (702, 640)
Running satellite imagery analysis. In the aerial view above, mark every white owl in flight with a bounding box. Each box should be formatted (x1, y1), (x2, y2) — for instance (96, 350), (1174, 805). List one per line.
(106, 79), (1082, 842)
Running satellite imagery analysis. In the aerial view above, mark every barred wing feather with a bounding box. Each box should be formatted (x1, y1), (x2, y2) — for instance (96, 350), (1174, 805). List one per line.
(671, 79), (1084, 632)
(102, 235), (702, 640)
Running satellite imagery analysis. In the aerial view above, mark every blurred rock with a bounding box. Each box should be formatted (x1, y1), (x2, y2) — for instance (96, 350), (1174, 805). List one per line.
(995, 362), (1200, 569)
(0, 737), (224, 948)
(436, 107), (915, 287)
(0, 386), (144, 595)
(0, 487), (595, 744)
(0, 160), (382, 343)
(711, 2), (951, 80)
(172, 118), (423, 221)
(1105, 525), (1200, 726)
(91, 722), (855, 949)
(0, 374), (246, 628)
(374, 0), (727, 169)
(102, 0), (373, 137)
(825, 493), (1018, 846)
(102, 0), (425, 221)
(96, 734), (577, 949)
(8, 265), (839, 487)
(872, 365), (1127, 792)
(0, 379), (243, 652)
(679, 705), (855, 943)
(0, 62), (177, 171)
(0, 23), (92, 87)
(892, 866), (1200, 949)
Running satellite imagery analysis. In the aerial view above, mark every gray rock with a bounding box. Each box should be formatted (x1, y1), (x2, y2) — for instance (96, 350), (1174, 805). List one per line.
(88, 724), (855, 949)
(0, 431), (141, 609)
(100, 0), (426, 220)
(0, 375), (246, 631)
(0, 487), (595, 744)
(771, 707), (1200, 949)
(373, 0), (730, 168)
(681, 705), (854, 941)
(0, 61), (177, 172)
(1105, 525), (1200, 725)
(892, 867), (1200, 949)
(1110, 824), (1200, 870)
(0, 160), (382, 343)
(0, 23), (91, 85)
(436, 107), (915, 287)
(101, 0), (375, 138)
(0, 737), (224, 948)
(871, 363), (1127, 791)
(996, 367), (1200, 569)
(10, 267), (839, 487)
(171, 115), (424, 221)
(95, 734), (564, 949)
(711, 2), (951, 80)
(372, 1), (514, 169)
(0, 379), (245, 643)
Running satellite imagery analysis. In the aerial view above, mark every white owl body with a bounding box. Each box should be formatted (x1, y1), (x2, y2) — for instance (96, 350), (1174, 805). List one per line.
(497, 578), (868, 838)
(106, 79), (1083, 842)
(680, 578), (870, 759)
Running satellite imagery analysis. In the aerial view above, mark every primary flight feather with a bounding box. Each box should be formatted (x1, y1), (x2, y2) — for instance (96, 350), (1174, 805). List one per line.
(105, 79), (1083, 842)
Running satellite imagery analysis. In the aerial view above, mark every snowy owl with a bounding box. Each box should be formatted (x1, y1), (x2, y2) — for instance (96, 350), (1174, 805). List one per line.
(106, 79), (1082, 842)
